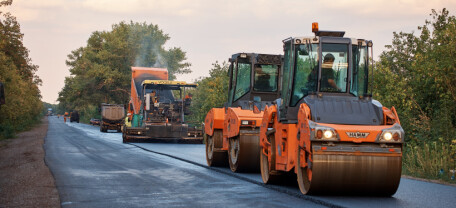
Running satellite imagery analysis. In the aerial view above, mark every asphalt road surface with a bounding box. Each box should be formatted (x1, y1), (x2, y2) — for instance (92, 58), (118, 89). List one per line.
(45, 116), (456, 208)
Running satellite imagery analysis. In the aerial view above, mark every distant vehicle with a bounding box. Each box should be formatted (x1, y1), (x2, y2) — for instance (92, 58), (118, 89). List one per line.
(100, 104), (124, 132)
(70, 111), (79, 123)
(47, 108), (53, 116)
(90, 118), (100, 126)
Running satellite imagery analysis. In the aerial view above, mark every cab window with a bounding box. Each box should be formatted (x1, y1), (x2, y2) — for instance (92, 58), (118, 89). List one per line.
(290, 43), (319, 106)
(351, 45), (368, 96)
(233, 62), (251, 101)
(253, 64), (278, 92)
(320, 43), (348, 93)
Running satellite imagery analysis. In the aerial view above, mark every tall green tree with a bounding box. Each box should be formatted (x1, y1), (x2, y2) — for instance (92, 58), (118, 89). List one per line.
(0, 0), (43, 139)
(375, 8), (456, 180)
(58, 21), (191, 122)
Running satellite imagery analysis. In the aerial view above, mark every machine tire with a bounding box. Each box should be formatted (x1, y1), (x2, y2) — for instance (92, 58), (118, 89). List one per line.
(260, 150), (282, 184)
(205, 130), (228, 167)
(228, 133), (260, 173)
(100, 124), (107, 133)
(122, 128), (128, 143)
(260, 133), (281, 183)
(297, 145), (312, 195)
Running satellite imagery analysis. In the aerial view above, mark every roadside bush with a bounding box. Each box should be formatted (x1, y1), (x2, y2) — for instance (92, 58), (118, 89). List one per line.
(375, 9), (456, 183)
(403, 140), (456, 182)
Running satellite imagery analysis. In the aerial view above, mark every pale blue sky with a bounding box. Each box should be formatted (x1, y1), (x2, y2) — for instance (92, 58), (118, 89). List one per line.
(4, 0), (456, 103)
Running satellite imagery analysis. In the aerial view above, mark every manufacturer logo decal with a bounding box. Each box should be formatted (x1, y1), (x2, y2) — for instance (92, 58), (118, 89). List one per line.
(346, 132), (369, 138)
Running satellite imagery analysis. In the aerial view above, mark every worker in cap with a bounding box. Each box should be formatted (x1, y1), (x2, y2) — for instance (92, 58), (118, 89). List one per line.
(320, 53), (340, 91)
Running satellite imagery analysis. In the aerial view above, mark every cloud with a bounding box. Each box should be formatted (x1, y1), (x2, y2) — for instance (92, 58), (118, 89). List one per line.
(13, 0), (65, 7)
(318, 0), (455, 17)
(4, 0), (69, 22)
(81, 0), (199, 16)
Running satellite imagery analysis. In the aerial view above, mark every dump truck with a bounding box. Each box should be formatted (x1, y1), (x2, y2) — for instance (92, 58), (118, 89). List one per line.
(70, 110), (79, 123)
(204, 53), (282, 172)
(100, 104), (124, 132)
(259, 23), (404, 195)
(122, 67), (203, 143)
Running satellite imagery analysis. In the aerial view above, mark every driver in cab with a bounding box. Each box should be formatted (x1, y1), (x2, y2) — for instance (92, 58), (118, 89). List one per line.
(320, 53), (340, 91)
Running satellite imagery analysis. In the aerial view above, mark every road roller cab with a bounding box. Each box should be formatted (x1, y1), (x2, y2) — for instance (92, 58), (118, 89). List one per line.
(205, 53), (283, 172)
(259, 23), (405, 195)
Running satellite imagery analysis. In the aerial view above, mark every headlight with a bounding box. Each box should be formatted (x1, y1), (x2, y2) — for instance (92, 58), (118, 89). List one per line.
(323, 130), (333, 139)
(378, 124), (404, 143)
(383, 132), (393, 141)
(240, 120), (256, 126)
(313, 127), (337, 141)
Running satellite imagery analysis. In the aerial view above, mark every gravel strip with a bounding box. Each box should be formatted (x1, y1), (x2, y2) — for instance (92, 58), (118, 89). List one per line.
(0, 117), (60, 207)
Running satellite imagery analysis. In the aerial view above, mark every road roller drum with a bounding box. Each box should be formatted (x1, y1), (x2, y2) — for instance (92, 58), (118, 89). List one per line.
(297, 144), (402, 195)
(228, 131), (261, 172)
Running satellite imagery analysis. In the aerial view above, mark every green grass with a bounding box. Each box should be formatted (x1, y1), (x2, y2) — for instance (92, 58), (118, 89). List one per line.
(403, 141), (456, 183)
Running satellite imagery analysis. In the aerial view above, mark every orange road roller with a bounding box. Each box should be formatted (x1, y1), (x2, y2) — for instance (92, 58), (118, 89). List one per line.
(205, 53), (282, 172)
(259, 23), (404, 195)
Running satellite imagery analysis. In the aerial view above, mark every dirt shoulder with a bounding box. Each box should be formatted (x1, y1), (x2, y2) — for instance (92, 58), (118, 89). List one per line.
(0, 117), (60, 207)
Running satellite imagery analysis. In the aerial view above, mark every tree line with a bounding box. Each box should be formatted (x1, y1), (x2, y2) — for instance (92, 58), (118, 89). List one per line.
(0, 0), (43, 139)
